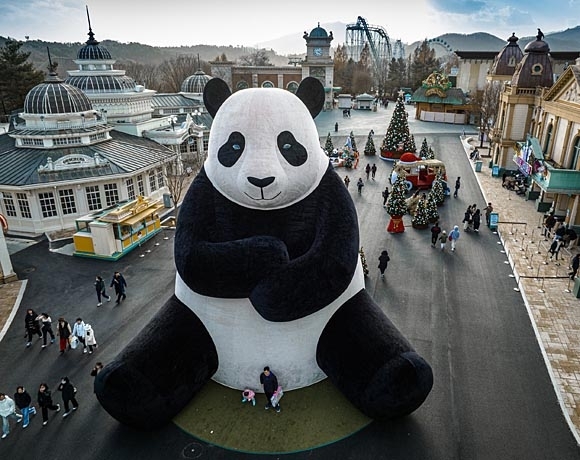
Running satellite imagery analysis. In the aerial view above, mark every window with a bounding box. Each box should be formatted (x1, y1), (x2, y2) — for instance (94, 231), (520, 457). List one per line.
(287, 82), (299, 93)
(531, 63), (543, 75)
(137, 175), (145, 197)
(85, 185), (102, 211)
(157, 168), (165, 188)
(16, 193), (32, 218)
(89, 133), (106, 142)
(2, 192), (16, 217)
(203, 134), (209, 151)
(59, 189), (77, 215)
(570, 137), (580, 170)
(104, 183), (119, 207)
(180, 141), (189, 153)
(126, 178), (135, 200)
(53, 137), (81, 145)
(544, 124), (553, 155)
(21, 138), (43, 146)
(236, 80), (249, 90)
(262, 81), (274, 88)
(39, 192), (57, 218)
(149, 170), (157, 192)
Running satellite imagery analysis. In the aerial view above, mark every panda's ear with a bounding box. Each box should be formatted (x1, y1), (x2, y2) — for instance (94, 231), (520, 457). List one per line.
(295, 77), (325, 119)
(203, 78), (232, 118)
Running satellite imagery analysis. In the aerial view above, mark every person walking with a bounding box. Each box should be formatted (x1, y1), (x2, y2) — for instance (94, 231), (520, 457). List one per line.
(95, 275), (111, 307)
(371, 163), (377, 180)
(483, 202), (494, 227)
(356, 178), (364, 194)
(14, 386), (36, 429)
(84, 323), (98, 354)
(472, 209), (482, 233)
(36, 313), (55, 349)
(569, 254), (580, 279)
(56, 317), (71, 355)
(334, 122), (338, 132)
(110, 271), (127, 304)
(462, 206), (473, 231)
(378, 250), (390, 279)
(37, 383), (60, 426)
(549, 237), (565, 261)
(72, 318), (88, 354)
(382, 186), (389, 207)
(260, 366), (280, 413)
(344, 175), (350, 188)
(449, 225), (461, 252)
(543, 213), (556, 238)
(365, 164), (371, 180)
(0, 393), (22, 438)
(24, 309), (42, 348)
(57, 377), (78, 418)
(90, 362), (104, 378)
(439, 230), (448, 251)
(453, 177), (461, 198)
(430, 222), (442, 247)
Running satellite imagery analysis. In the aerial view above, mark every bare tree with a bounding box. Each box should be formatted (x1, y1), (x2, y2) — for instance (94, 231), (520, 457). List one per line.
(472, 81), (503, 148)
(238, 49), (272, 66)
(158, 55), (198, 92)
(117, 61), (160, 90)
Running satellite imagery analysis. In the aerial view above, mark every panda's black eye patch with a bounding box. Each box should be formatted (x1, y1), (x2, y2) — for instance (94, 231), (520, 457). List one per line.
(218, 131), (245, 167)
(277, 131), (307, 167)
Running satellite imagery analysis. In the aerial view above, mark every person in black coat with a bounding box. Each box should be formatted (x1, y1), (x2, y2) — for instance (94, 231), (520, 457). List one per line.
(24, 309), (41, 348)
(472, 209), (481, 232)
(110, 271), (127, 304)
(260, 367), (280, 412)
(14, 386), (36, 428)
(569, 254), (580, 280)
(430, 222), (441, 247)
(37, 383), (60, 426)
(378, 250), (390, 279)
(57, 377), (78, 417)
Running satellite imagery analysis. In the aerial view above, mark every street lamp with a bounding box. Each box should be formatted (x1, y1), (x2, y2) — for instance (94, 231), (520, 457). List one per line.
(192, 109), (200, 125)
(170, 116), (177, 131)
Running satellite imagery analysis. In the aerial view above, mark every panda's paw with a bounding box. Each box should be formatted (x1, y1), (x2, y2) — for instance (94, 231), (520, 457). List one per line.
(95, 359), (193, 430)
(361, 351), (433, 419)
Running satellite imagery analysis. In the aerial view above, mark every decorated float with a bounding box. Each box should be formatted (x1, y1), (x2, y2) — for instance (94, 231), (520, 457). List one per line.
(390, 152), (447, 191)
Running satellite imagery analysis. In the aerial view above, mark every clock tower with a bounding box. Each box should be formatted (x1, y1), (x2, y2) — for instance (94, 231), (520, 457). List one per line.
(302, 23), (335, 110)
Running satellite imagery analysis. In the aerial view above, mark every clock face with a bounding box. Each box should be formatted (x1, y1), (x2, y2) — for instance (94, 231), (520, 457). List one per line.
(313, 47), (323, 57)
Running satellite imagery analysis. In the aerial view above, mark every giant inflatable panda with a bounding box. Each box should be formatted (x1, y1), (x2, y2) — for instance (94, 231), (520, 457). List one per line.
(95, 77), (433, 430)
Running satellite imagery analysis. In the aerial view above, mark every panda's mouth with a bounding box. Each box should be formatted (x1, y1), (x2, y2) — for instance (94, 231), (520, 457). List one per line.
(244, 190), (282, 201)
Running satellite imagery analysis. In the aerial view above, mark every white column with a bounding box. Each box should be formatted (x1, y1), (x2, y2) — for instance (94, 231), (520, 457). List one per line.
(0, 230), (15, 282)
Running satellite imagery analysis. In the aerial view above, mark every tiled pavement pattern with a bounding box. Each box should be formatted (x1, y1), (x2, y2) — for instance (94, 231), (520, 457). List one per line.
(463, 137), (580, 442)
(1, 133), (580, 442)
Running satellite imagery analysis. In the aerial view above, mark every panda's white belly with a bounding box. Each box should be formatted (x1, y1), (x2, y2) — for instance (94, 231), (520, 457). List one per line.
(175, 260), (364, 392)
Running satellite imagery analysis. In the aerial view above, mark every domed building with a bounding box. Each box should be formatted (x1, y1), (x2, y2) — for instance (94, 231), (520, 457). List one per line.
(181, 69), (212, 95)
(489, 33), (524, 80)
(0, 67), (178, 257)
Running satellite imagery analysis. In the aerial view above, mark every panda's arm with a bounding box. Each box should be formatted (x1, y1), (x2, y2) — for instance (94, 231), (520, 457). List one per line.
(175, 171), (290, 298)
(250, 170), (360, 321)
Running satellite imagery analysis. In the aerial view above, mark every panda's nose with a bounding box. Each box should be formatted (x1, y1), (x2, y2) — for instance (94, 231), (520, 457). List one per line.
(247, 176), (275, 188)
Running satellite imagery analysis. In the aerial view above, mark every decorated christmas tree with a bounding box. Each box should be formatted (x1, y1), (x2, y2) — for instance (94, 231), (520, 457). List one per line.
(386, 173), (408, 233)
(425, 191), (440, 222)
(359, 247), (369, 276)
(380, 96), (416, 160)
(431, 173), (446, 205)
(363, 130), (376, 156)
(349, 131), (358, 152)
(419, 138), (429, 158)
(426, 146), (435, 160)
(324, 133), (334, 155)
(412, 196), (429, 229)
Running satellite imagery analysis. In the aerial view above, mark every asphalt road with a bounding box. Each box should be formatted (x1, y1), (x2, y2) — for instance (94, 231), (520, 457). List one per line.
(0, 133), (579, 459)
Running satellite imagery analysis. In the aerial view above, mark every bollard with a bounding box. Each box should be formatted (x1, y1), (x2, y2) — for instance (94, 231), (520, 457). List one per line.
(565, 276), (572, 293)
(527, 253), (534, 270)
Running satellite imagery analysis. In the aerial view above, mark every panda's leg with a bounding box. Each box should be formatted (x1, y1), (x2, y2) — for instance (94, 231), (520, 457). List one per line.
(94, 295), (218, 430)
(316, 290), (433, 419)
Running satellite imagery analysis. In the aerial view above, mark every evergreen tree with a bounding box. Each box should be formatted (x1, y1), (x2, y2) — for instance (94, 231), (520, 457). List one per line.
(349, 131), (357, 152)
(426, 146), (435, 160)
(431, 173), (445, 205)
(412, 196), (429, 228)
(0, 39), (44, 121)
(419, 138), (429, 158)
(425, 191), (440, 222)
(363, 130), (376, 156)
(324, 133), (334, 155)
(386, 174), (408, 217)
(410, 40), (440, 89)
(380, 97), (416, 153)
(359, 247), (369, 276)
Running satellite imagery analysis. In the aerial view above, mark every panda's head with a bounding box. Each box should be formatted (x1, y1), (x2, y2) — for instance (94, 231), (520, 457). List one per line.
(203, 77), (329, 210)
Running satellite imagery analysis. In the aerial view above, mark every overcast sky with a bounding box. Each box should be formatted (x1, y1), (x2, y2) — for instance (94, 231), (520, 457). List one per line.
(1, 0), (578, 50)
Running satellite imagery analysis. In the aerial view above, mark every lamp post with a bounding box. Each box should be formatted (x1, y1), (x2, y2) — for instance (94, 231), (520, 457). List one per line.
(171, 115), (177, 131)
(192, 109), (200, 125)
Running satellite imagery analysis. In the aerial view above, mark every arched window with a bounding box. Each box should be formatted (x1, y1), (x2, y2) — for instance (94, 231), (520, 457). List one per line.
(287, 81), (299, 93)
(236, 80), (249, 91)
(544, 124), (553, 155)
(570, 136), (580, 170)
(262, 81), (274, 88)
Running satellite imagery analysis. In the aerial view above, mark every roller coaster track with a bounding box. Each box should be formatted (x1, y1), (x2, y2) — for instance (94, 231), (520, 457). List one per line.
(345, 16), (392, 71)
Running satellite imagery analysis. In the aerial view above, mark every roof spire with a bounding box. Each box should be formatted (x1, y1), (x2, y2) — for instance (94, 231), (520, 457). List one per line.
(85, 5), (98, 45)
(46, 47), (61, 81)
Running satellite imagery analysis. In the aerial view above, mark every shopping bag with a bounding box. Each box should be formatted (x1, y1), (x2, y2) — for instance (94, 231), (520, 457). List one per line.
(270, 386), (284, 407)
(69, 336), (79, 349)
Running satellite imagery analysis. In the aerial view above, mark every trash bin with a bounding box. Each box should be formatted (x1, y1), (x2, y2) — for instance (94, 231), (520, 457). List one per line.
(163, 193), (172, 208)
(475, 160), (483, 172)
(573, 278), (580, 298)
(489, 212), (499, 230)
(492, 165), (500, 177)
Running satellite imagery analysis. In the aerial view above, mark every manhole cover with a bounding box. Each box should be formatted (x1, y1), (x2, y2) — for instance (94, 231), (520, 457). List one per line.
(22, 267), (36, 273)
(183, 442), (204, 458)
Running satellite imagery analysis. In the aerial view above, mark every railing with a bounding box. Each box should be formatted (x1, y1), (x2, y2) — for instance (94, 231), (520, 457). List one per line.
(14, 119), (106, 131)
